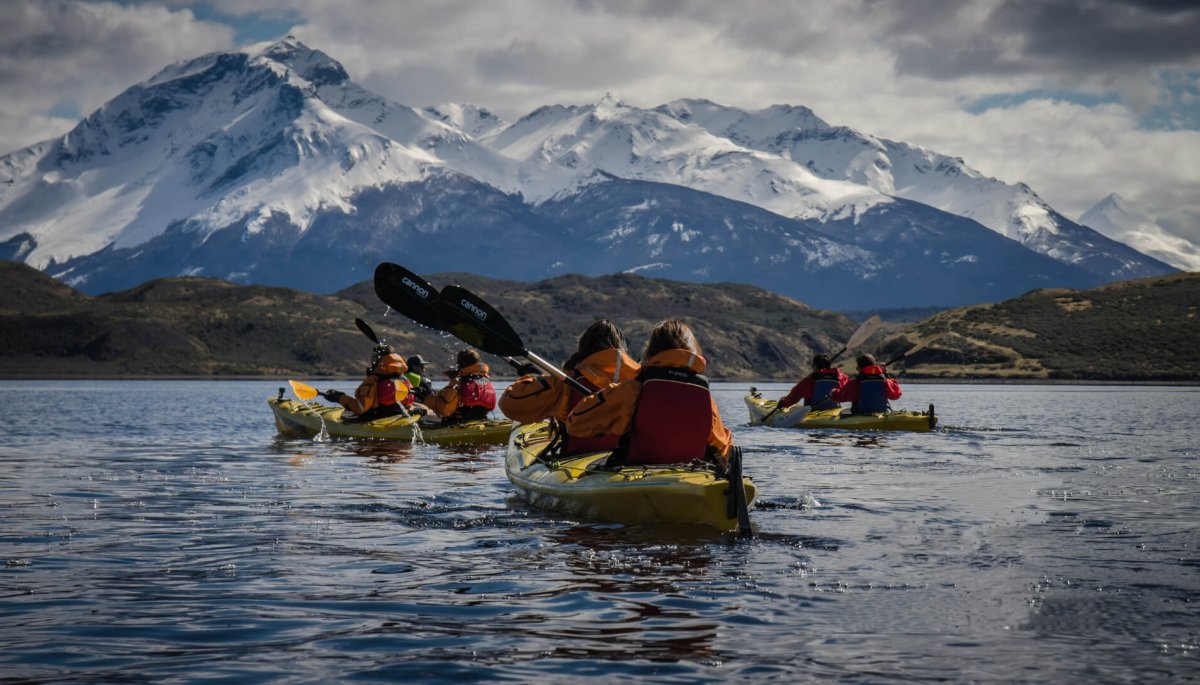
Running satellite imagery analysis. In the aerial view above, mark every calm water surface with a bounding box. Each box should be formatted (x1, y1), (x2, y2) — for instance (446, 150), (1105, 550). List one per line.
(1, 380), (1197, 683)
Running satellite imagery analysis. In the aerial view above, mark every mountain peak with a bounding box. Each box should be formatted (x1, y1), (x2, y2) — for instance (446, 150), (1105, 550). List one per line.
(255, 36), (349, 87)
(592, 92), (628, 118)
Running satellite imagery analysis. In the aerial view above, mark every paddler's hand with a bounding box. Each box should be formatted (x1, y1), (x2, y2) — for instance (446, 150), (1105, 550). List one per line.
(322, 390), (345, 402)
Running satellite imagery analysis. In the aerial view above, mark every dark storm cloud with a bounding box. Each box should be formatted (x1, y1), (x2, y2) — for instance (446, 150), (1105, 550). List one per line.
(885, 0), (1200, 80)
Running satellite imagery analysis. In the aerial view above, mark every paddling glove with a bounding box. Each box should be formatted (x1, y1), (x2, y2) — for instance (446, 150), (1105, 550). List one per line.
(323, 390), (345, 401)
(516, 363), (540, 377)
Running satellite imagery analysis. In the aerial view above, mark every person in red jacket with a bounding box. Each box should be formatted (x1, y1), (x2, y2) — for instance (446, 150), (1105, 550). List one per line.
(779, 353), (850, 410)
(834, 353), (902, 413)
(424, 348), (497, 423)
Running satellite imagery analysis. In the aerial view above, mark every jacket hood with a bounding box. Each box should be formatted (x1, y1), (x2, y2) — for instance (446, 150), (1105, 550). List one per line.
(643, 348), (708, 374)
(574, 348), (641, 387)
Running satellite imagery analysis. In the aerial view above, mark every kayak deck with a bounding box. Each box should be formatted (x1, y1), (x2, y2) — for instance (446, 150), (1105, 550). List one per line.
(745, 394), (937, 432)
(505, 422), (756, 531)
(268, 397), (513, 446)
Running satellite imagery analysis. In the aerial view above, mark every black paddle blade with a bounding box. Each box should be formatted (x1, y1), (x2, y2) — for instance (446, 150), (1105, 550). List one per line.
(436, 284), (527, 357)
(373, 262), (442, 330)
(354, 317), (380, 344)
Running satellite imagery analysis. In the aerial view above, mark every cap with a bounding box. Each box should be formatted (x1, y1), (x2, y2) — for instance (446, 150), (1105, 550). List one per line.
(406, 355), (429, 368)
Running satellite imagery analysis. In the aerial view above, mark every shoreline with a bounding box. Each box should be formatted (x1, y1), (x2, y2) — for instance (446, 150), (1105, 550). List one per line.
(1, 374), (1196, 387)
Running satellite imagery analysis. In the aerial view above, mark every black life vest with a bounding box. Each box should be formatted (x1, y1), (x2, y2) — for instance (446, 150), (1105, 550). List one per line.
(853, 372), (890, 414)
(619, 366), (711, 465)
(810, 369), (841, 410)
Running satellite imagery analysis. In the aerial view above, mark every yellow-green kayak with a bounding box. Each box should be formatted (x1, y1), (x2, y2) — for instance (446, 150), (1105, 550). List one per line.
(506, 422), (756, 531)
(268, 397), (514, 446)
(745, 394), (937, 432)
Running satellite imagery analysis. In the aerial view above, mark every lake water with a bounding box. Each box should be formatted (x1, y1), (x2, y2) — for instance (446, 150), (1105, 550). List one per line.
(1, 380), (1197, 683)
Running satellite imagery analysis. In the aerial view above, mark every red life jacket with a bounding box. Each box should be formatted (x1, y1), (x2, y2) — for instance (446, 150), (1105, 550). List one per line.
(621, 366), (712, 465)
(459, 375), (497, 410)
(377, 377), (414, 408)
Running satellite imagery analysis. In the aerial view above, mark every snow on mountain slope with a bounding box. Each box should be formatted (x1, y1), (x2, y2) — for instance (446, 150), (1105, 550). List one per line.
(0, 37), (553, 278)
(0, 38), (444, 273)
(485, 94), (885, 219)
(423, 103), (511, 140)
(654, 98), (1175, 280)
(1081, 194), (1200, 272)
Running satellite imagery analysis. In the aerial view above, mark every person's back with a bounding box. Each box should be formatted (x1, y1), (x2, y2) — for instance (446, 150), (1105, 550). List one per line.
(425, 349), (497, 423)
(834, 353), (902, 413)
(567, 319), (732, 466)
(500, 320), (639, 421)
(323, 345), (415, 420)
(779, 353), (849, 411)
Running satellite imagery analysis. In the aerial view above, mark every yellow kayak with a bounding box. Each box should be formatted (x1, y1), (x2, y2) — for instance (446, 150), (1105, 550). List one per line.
(745, 394), (937, 432)
(268, 396), (514, 446)
(505, 422), (756, 531)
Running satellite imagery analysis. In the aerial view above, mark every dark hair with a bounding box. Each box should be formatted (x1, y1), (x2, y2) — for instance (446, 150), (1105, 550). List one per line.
(856, 353), (876, 368)
(565, 319), (626, 369)
(643, 319), (698, 360)
(456, 348), (481, 369)
(813, 353), (832, 369)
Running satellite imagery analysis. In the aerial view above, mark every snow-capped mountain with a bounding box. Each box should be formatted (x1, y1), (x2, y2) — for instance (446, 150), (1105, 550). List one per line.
(0, 38), (1169, 310)
(486, 94), (885, 219)
(653, 98), (1174, 281)
(1080, 194), (1200, 272)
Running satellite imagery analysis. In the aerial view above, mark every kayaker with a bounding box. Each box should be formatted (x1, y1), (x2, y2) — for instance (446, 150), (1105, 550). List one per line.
(834, 353), (902, 413)
(424, 348), (498, 423)
(322, 344), (417, 421)
(778, 353), (849, 410)
(499, 319), (640, 454)
(566, 319), (733, 465)
(404, 354), (434, 402)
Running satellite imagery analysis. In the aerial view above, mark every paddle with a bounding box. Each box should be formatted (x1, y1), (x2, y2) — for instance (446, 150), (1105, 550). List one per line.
(726, 446), (752, 538)
(884, 338), (928, 366)
(289, 380), (320, 401)
(373, 262), (442, 330)
(289, 379), (409, 404)
(372, 262), (526, 373)
(757, 315), (883, 425)
(436, 284), (593, 395)
(355, 317), (381, 344)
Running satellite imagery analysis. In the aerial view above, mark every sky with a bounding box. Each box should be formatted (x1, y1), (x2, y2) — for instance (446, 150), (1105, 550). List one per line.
(2, 0), (1198, 243)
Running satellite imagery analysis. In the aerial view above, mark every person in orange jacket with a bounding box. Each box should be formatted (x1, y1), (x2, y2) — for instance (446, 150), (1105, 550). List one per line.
(322, 344), (416, 421)
(833, 353), (902, 413)
(499, 319), (640, 454)
(424, 348), (497, 422)
(566, 319), (732, 465)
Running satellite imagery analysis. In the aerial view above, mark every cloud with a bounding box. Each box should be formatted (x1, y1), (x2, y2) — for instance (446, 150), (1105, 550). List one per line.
(0, 0), (233, 154)
(3, 0), (1198, 248)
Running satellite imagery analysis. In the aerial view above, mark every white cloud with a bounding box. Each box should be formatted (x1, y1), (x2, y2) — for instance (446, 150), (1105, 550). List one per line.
(3, 0), (1198, 245)
(0, 0), (233, 154)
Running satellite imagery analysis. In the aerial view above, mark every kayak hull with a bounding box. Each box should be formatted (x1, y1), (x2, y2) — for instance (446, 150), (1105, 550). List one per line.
(745, 395), (937, 432)
(505, 422), (755, 531)
(268, 397), (514, 446)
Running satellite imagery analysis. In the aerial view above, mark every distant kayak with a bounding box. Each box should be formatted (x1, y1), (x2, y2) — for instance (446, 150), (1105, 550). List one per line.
(506, 422), (756, 531)
(745, 393), (937, 432)
(268, 396), (514, 446)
